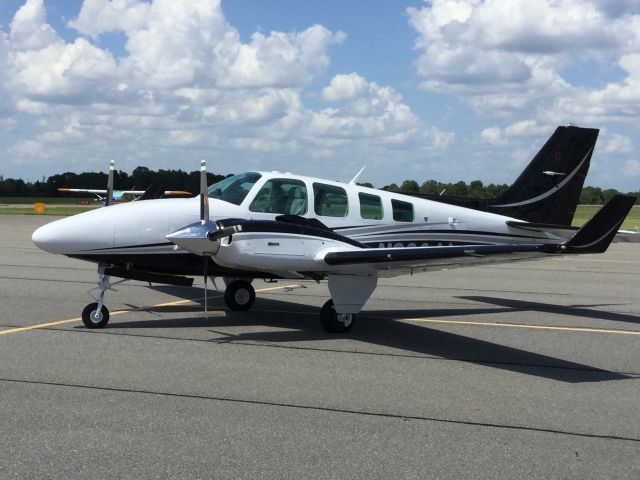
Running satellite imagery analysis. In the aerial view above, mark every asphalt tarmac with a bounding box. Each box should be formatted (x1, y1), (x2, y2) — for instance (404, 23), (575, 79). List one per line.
(1, 214), (639, 479)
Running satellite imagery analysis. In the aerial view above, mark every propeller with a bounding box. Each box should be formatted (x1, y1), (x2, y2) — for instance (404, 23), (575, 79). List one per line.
(200, 160), (210, 318)
(207, 224), (242, 240)
(105, 160), (115, 207)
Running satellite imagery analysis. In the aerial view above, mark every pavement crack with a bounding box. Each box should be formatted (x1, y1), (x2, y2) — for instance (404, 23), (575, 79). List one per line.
(2, 376), (639, 444)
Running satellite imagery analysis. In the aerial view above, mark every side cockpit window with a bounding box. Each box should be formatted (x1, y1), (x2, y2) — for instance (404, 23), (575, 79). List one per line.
(313, 183), (348, 217)
(359, 193), (383, 220)
(392, 199), (414, 222)
(207, 172), (262, 206)
(249, 179), (308, 215)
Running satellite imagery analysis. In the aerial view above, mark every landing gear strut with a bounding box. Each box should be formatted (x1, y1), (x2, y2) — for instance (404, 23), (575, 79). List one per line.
(224, 280), (256, 311)
(320, 299), (355, 333)
(82, 264), (112, 329)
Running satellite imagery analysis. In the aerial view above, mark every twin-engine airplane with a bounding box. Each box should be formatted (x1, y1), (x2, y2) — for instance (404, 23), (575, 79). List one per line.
(32, 126), (636, 332)
(57, 160), (191, 204)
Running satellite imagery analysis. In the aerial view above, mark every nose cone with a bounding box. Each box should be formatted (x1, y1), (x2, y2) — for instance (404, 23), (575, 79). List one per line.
(32, 221), (66, 254)
(32, 209), (115, 255)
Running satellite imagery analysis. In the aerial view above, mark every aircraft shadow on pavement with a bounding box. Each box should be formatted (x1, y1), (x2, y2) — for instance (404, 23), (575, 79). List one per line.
(104, 288), (630, 384)
(458, 296), (640, 325)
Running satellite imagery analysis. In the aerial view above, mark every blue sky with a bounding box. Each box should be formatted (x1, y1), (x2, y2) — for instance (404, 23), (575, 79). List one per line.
(1, 0), (639, 191)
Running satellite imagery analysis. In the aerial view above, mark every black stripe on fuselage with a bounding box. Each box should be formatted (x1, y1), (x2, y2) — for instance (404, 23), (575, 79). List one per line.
(349, 229), (547, 240)
(364, 240), (492, 248)
(81, 242), (174, 252)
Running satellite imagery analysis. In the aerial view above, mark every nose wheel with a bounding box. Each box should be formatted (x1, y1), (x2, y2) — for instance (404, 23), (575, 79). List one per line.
(82, 303), (110, 329)
(224, 280), (256, 311)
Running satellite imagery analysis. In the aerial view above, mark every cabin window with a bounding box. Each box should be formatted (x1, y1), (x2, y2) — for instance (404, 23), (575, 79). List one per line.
(207, 172), (262, 206)
(313, 183), (348, 217)
(359, 193), (383, 220)
(392, 199), (414, 222)
(249, 179), (308, 215)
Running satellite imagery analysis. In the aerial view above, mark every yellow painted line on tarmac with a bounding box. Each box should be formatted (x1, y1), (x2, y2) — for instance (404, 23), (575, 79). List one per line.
(0, 310), (130, 336)
(403, 317), (640, 336)
(0, 284), (302, 336)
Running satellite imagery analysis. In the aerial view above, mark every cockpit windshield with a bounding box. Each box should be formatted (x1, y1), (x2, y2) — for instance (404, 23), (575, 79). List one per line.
(207, 172), (262, 205)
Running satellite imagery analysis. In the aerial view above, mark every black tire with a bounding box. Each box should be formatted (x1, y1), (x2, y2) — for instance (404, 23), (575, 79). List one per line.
(82, 302), (110, 329)
(224, 281), (256, 311)
(320, 299), (355, 333)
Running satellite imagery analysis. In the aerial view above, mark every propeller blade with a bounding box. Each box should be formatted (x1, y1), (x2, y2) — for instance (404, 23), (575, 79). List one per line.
(106, 160), (115, 206)
(200, 160), (209, 224)
(199, 160), (210, 319)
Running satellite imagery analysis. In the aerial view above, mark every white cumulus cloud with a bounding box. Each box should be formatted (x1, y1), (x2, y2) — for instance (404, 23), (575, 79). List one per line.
(322, 73), (369, 101)
(407, 0), (640, 127)
(0, 0), (452, 185)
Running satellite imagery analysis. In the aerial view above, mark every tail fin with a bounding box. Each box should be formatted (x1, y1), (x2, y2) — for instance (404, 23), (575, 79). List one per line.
(135, 184), (166, 201)
(489, 126), (599, 225)
(561, 195), (635, 253)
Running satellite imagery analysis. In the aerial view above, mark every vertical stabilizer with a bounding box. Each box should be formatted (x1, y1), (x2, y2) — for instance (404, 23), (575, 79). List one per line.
(489, 126), (599, 225)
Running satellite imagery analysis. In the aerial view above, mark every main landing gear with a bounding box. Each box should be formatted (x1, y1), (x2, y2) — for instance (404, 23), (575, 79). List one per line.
(223, 277), (256, 312)
(222, 280), (355, 332)
(320, 299), (355, 333)
(223, 279), (256, 311)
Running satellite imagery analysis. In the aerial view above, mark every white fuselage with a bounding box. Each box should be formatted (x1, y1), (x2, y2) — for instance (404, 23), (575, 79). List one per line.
(32, 171), (570, 272)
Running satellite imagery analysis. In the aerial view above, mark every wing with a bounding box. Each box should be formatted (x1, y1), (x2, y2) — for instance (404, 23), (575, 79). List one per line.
(167, 194), (635, 280)
(319, 194), (636, 275)
(318, 243), (546, 276)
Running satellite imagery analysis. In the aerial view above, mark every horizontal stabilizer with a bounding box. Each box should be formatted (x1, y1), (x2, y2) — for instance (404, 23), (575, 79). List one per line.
(561, 195), (636, 253)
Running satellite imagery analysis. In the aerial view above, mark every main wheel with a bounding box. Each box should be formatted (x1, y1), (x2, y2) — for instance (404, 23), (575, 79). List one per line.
(224, 281), (256, 311)
(82, 302), (110, 329)
(320, 299), (355, 333)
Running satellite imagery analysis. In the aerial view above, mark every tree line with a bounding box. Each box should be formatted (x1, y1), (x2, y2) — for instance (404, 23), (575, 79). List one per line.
(0, 167), (637, 204)
(0, 167), (225, 198)
(378, 179), (639, 205)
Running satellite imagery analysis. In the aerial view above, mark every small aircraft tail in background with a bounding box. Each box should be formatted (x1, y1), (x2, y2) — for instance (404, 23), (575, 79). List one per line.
(411, 125), (599, 226)
(57, 160), (191, 204)
(57, 187), (192, 204)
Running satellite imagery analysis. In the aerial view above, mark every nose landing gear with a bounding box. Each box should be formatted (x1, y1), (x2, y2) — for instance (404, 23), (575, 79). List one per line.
(81, 264), (119, 329)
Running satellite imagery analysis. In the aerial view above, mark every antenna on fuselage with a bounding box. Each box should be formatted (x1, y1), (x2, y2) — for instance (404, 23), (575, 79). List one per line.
(349, 165), (367, 185)
(105, 160), (115, 206)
